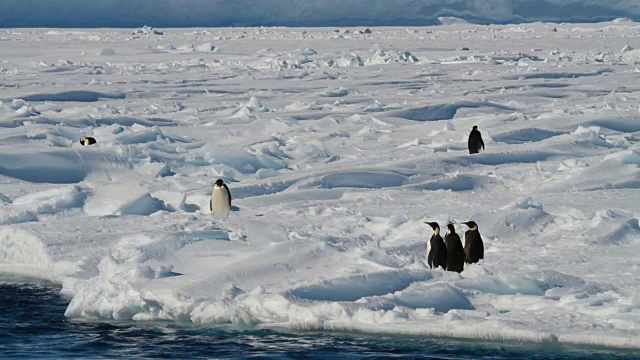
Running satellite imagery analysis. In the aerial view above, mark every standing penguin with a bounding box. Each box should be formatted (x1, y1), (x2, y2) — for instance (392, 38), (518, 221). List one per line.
(468, 126), (484, 154)
(80, 136), (96, 146)
(444, 224), (465, 273)
(463, 221), (484, 265)
(210, 179), (232, 217)
(425, 222), (447, 270)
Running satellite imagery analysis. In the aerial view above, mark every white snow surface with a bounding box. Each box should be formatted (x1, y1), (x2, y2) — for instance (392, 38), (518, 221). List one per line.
(1, 0), (640, 27)
(2, 22), (640, 349)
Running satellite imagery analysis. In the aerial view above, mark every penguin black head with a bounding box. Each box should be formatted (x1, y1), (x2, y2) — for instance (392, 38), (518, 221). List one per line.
(424, 222), (440, 231)
(463, 221), (478, 230)
(215, 179), (225, 187)
(472, 125), (478, 131)
(446, 224), (456, 233)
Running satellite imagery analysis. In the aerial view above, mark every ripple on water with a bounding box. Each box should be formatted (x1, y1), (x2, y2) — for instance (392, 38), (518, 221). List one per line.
(1, 275), (639, 359)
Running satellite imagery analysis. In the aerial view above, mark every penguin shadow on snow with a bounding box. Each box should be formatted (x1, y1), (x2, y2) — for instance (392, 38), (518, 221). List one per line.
(156, 268), (183, 278)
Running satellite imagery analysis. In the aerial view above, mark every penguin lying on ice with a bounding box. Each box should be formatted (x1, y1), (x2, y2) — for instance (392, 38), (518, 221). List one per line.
(80, 136), (96, 146)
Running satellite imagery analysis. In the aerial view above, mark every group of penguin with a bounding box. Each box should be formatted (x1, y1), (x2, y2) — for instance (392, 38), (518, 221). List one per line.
(79, 125), (487, 269)
(425, 221), (483, 273)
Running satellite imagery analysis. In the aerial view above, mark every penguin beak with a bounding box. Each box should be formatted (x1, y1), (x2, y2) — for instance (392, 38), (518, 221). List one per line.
(423, 222), (437, 230)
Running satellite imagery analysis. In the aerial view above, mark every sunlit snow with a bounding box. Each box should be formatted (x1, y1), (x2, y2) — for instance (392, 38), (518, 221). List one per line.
(1, 21), (640, 349)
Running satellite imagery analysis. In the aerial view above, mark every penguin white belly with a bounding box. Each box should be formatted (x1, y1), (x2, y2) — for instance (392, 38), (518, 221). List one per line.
(211, 187), (231, 217)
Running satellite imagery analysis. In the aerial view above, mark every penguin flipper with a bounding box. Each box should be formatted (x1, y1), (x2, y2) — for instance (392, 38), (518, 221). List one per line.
(438, 251), (448, 271)
(223, 184), (232, 207)
(209, 199), (212, 211)
(463, 237), (471, 259)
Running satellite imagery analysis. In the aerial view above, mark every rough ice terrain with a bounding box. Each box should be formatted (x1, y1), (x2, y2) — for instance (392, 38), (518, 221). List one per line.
(2, 21), (640, 349)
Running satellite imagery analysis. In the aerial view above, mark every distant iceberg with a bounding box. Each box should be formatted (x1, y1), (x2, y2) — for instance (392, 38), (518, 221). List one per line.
(1, 0), (639, 28)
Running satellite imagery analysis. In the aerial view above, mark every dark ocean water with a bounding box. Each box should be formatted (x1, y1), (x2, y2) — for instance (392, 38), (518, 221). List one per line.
(1, 274), (639, 359)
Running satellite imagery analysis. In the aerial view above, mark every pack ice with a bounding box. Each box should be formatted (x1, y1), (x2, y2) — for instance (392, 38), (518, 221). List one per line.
(2, 21), (640, 349)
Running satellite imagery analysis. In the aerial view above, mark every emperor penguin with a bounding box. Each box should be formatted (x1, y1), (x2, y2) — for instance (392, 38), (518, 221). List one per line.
(463, 221), (484, 265)
(80, 136), (96, 146)
(210, 179), (232, 217)
(468, 126), (484, 154)
(444, 224), (465, 273)
(425, 222), (447, 270)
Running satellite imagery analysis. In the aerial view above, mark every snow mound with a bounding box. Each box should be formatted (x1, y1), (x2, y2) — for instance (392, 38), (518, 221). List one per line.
(318, 171), (408, 189)
(388, 282), (474, 313)
(84, 183), (166, 216)
(21, 91), (126, 102)
(133, 25), (163, 35)
(367, 48), (419, 65)
(0, 100), (39, 119)
(285, 101), (324, 111)
(196, 43), (220, 52)
(0, 148), (89, 183)
(6, 186), (87, 221)
(289, 48), (318, 57)
(288, 270), (433, 302)
(414, 174), (494, 192)
(244, 97), (269, 113)
(320, 87), (349, 97)
(548, 150), (640, 192)
(497, 197), (552, 234)
(390, 101), (512, 122)
(65, 234), (188, 320)
(99, 48), (116, 56)
(335, 53), (364, 67)
(605, 219), (640, 245)
(493, 128), (565, 144)
(0, 228), (58, 280)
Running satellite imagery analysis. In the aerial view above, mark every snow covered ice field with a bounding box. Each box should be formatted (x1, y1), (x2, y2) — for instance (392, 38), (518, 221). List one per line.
(2, 20), (640, 350)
